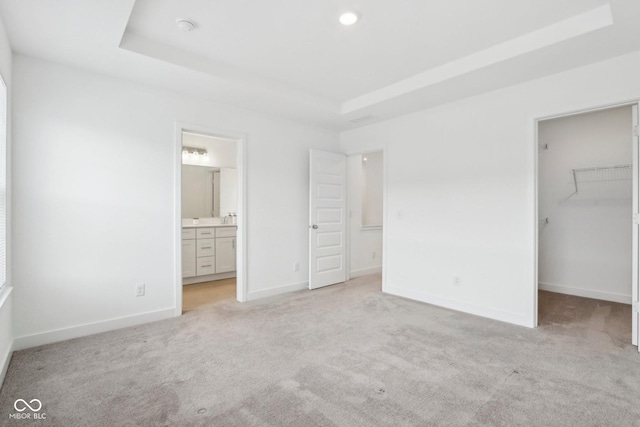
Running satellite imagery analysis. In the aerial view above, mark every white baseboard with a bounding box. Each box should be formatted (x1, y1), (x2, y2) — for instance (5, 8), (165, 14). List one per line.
(13, 307), (176, 351)
(538, 282), (632, 304)
(384, 285), (533, 328)
(247, 282), (308, 301)
(350, 267), (382, 278)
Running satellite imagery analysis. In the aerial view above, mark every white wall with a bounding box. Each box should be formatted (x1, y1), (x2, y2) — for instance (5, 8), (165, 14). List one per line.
(0, 13), (11, 384)
(12, 54), (339, 348)
(538, 106), (633, 303)
(341, 50), (640, 327)
(347, 154), (382, 277)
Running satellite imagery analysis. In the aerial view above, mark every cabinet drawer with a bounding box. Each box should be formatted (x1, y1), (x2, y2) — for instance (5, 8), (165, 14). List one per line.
(196, 238), (215, 257)
(216, 227), (237, 238)
(182, 228), (196, 240)
(196, 228), (215, 239)
(196, 256), (215, 276)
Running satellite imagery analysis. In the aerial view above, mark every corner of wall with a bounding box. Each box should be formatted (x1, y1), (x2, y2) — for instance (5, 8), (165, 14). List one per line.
(0, 7), (13, 390)
(0, 286), (14, 386)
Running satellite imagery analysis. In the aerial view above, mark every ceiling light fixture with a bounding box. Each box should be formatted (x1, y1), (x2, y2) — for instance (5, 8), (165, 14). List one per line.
(339, 12), (359, 26)
(176, 18), (196, 32)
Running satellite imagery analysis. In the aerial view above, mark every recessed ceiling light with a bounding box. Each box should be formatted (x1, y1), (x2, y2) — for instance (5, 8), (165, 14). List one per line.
(339, 12), (359, 26)
(176, 18), (196, 32)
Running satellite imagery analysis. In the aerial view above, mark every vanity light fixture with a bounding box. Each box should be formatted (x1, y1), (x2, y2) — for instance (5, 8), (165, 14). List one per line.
(176, 18), (196, 32)
(182, 146), (208, 160)
(339, 12), (359, 26)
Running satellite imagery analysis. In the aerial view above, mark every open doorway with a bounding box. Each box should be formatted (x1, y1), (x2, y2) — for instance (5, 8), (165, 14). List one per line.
(177, 128), (244, 313)
(536, 103), (638, 347)
(347, 151), (384, 280)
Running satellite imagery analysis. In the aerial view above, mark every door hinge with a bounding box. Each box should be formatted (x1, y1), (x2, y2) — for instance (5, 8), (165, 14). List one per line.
(635, 125), (639, 137)
(633, 301), (639, 313)
(634, 213), (639, 225)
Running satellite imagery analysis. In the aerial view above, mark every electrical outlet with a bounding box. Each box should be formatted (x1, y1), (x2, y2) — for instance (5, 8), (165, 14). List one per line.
(136, 283), (146, 297)
(453, 276), (461, 286)
(294, 262), (300, 272)
(372, 251), (376, 259)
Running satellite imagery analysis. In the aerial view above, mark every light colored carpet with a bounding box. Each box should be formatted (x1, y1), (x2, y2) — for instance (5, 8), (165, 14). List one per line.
(0, 274), (638, 426)
(538, 290), (632, 349)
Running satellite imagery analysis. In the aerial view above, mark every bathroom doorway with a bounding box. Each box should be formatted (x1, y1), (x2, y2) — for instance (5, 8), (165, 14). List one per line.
(174, 124), (247, 314)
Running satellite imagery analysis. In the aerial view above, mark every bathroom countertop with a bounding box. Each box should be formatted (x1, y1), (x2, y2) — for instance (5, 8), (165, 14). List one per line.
(182, 223), (237, 229)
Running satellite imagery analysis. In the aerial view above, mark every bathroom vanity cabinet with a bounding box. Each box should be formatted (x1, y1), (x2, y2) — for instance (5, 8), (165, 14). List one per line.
(182, 225), (237, 284)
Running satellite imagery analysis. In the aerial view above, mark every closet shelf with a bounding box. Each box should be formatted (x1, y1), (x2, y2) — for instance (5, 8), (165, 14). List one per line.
(570, 164), (631, 197)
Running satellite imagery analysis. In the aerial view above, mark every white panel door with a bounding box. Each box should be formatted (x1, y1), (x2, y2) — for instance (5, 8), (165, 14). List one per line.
(309, 149), (347, 289)
(633, 103), (639, 349)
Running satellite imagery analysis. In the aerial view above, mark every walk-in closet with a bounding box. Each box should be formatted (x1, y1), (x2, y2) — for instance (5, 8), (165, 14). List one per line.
(537, 105), (635, 344)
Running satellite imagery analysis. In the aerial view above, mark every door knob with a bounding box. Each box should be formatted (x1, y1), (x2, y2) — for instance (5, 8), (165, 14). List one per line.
(311, 224), (318, 229)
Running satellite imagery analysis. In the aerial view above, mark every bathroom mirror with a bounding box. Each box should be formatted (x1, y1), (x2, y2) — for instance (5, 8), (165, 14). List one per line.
(182, 165), (237, 218)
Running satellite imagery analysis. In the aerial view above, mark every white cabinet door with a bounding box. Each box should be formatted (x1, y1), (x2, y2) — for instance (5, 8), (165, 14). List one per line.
(182, 239), (196, 278)
(215, 237), (236, 273)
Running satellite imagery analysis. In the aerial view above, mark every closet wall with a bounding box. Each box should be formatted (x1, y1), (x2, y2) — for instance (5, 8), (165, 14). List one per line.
(538, 106), (633, 303)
